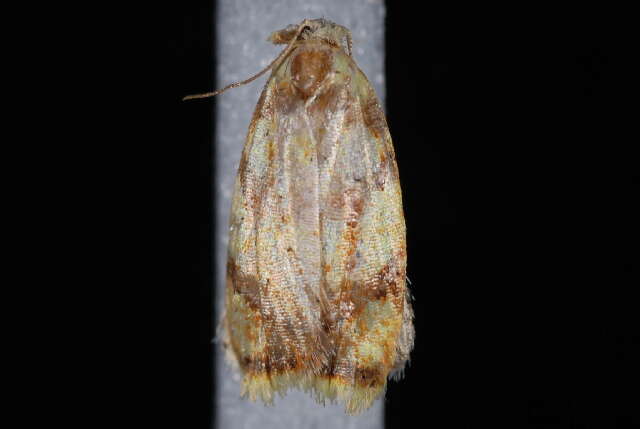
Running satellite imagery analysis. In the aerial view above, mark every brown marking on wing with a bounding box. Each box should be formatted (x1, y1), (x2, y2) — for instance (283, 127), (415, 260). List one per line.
(342, 188), (366, 268)
(227, 259), (261, 311)
(351, 192), (365, 216)
(237, 153), (250, 193)
(343, 261), (405, 319)
(357, 87), (398, 192)
(362, 94), (387, 140)
(230, 260), (403, 374)
(267, 141), (275, 162)
(229, 253), (334, 377)
(355, 366), (385, 388)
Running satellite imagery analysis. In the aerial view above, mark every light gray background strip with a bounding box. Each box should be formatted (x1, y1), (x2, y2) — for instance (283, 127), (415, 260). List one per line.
(215, 1), (386, 428)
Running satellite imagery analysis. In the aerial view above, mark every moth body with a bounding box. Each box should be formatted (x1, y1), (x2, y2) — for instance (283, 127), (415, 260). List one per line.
(222, 18), (414, 414)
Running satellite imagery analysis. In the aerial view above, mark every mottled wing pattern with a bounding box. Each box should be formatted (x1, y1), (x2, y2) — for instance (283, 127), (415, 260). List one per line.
(225, 41), (413, 414)
(225, 75), (333, 400)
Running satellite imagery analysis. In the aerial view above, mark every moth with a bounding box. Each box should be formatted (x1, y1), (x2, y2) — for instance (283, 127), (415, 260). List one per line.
(185, 18), (414, 415)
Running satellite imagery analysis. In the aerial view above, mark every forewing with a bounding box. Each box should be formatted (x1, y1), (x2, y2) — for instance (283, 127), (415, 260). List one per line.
(309, 53), (412, 412)
(225, 71), (332, 401)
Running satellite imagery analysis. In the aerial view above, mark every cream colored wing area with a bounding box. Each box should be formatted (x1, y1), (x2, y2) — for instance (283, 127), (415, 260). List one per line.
(312, 55), (411, 403)
(227, 76), (331, 381)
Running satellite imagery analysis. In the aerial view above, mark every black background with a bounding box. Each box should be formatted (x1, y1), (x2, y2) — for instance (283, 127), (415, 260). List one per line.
(149, 2), (638, 428)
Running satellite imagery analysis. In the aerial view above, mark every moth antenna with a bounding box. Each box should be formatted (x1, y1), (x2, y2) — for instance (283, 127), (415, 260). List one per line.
(183, 19), (312, 101)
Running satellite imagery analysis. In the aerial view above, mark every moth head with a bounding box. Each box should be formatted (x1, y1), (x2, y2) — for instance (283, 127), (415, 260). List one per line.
(183, 19), (352, 101)
(268, 18), (353, 57)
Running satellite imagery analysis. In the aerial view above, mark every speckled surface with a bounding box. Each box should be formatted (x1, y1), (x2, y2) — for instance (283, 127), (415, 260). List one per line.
(215, 1), (385, 428)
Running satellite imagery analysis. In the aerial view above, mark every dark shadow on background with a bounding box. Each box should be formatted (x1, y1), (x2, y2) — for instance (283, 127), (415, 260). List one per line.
(384, 3), (636, 428)
(177, 1), (216, 427)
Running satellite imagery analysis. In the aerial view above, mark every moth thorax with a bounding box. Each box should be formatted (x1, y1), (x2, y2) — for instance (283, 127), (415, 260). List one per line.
(290, 49), (331, 98)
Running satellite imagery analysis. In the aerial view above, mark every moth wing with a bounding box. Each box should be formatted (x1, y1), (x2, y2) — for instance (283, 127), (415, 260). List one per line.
(312, 59), (413, 412)
(226, 75), (332, 401)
